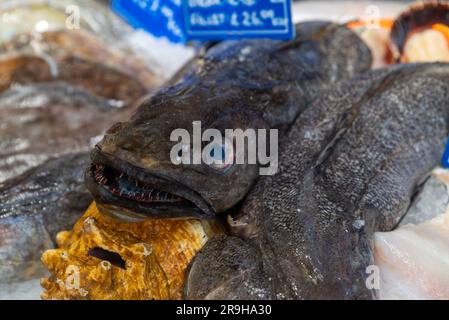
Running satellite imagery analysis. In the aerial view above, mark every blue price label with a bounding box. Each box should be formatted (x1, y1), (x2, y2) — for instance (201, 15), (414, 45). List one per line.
(183, 0), (295, 40)
(441, 138), (449, 168)
(112, 0), (186, 43)
(112, 0), (294, 43)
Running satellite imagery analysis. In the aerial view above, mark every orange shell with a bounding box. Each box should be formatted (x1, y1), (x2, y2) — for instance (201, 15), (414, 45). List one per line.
(432, 23), (449, 43)
(41, 202), (225, 300)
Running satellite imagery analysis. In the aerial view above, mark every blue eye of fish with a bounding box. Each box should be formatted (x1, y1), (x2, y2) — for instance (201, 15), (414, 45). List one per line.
(210, 145), (226, 161)
(207, 142), (234, 172)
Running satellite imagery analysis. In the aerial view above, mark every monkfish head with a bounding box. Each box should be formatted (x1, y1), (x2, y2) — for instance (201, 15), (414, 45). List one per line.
(86, 81), (277, 220)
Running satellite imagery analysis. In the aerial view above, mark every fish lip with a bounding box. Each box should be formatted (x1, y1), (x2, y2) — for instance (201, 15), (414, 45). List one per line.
(85, 148), (215, 219)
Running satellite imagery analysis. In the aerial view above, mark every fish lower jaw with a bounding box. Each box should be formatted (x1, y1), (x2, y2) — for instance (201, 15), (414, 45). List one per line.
(87, 162), (212, 219)
(91, 163), (187, 205)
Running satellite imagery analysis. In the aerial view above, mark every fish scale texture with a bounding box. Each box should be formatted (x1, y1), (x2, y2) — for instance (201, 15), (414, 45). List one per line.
(185, 63), (449, 300)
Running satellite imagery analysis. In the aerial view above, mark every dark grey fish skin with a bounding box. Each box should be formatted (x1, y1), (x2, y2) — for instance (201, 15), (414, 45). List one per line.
(184, 63), (449, 300)
(0, 152), (92, 283)
(87, 21), (372, 220)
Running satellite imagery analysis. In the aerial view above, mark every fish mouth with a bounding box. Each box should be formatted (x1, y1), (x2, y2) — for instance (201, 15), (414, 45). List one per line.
(85, 149), (214, 220)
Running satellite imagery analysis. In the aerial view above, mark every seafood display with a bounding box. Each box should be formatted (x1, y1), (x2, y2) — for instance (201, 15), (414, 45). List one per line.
(1, 0), (449, 301)
(0, 0), (194, 82)
(41, 202), (224, 300)
(0, 0), (163, 295)
(0, 0), (130, 45)
(185, 63), (449, 299)
(86, 21), (371, 220)
(0, 0), (162, 102)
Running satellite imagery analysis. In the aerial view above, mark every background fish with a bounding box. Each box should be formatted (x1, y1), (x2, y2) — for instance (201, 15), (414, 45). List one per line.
(184, 63), (449, 299)
(0, 152), (92, 283)
(0, 82), (137, 182)
(0, 30), (158, 104)
(0, 0), (131, 46)
(0, 0), (188, 84)
(86, 21), (372, 220)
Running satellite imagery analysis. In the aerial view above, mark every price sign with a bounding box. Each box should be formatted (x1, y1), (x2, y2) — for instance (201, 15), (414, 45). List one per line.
(183, 0), (294, 40)
(112, 0), (294, 43)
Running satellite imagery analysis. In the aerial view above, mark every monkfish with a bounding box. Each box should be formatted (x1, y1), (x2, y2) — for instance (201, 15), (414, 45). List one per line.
(184, 63), (449, 299)
(86, 21), (372, 220)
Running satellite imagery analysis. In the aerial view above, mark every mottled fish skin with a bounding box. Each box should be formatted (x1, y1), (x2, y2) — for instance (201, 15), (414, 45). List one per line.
(184, 63), (449, 300)
(0, 82), (137, 183)
(0, 152), (92, 283)
(87, 22), (372, 220)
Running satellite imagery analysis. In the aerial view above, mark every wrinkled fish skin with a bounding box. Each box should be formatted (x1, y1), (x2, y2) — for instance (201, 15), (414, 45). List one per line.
(0, 152), (92, 283)
(0, 82), (136, 183)
(185, 63), (449, 300)
(87, 22), (372, 220)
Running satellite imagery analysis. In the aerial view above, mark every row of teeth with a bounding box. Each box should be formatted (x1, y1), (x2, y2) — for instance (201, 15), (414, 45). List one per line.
(92, 164), (183, 203)
(94, 164), (108, 185)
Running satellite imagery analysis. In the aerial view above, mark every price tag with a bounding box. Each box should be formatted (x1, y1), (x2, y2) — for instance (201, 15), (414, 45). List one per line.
(112, 0), (294, 43)
(182, 0), (295, 40)
(112, 0), (186, 43)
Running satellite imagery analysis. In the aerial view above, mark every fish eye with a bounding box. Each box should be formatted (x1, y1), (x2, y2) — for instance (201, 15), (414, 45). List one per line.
(204, 139), (234, 172)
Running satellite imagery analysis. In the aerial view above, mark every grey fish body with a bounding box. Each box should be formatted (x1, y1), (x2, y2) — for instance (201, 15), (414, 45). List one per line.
(0, 152), (92, 283)
(0, 82), (137, 183)
(185, 63), (449, 299)
(87, 21), (372, 220)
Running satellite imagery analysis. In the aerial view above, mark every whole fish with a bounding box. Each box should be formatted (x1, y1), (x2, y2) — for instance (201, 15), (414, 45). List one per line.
(0, 82), (136, 182)
(86, 21), (372, 220)
(184, 63), (449, 299)
(0, 152), (92, 283)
